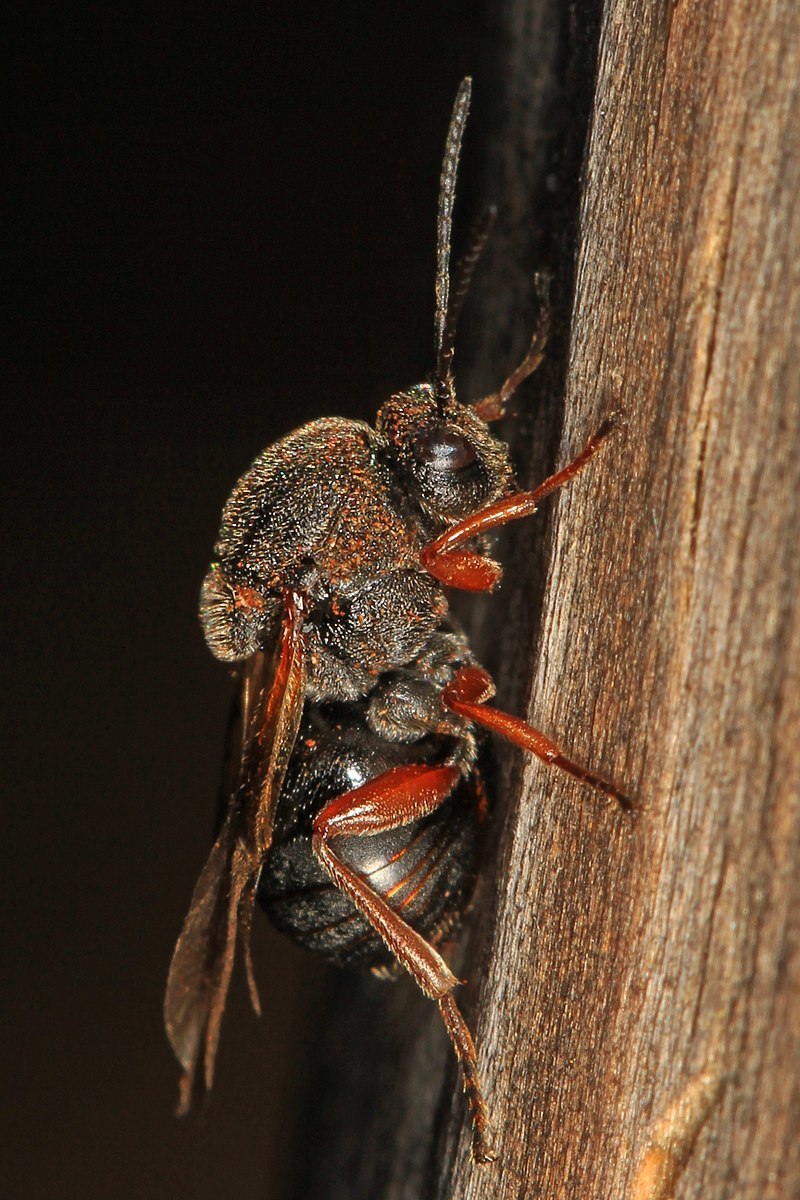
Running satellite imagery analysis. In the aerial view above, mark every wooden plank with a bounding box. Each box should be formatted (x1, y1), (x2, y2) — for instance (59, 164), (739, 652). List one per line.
(441, 0), (800, 1196)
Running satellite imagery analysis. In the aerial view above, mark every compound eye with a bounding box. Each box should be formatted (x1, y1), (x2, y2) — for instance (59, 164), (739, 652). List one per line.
(411, 425), (477, 472)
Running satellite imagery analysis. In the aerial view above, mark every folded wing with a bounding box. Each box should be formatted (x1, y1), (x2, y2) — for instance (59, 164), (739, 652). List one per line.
(164, 590), (307, 1113)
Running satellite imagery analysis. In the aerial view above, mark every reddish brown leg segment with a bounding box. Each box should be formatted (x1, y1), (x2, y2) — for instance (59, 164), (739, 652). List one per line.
(422, 418), (617, 591)
(312, 762), (495, 1162)
(440, 994), (496, 1163)
(473, 273), (551, 423)
(443, 666), (633, 810)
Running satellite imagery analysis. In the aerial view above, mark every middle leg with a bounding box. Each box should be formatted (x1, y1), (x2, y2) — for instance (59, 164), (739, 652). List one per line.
(442, 665), (633, 810)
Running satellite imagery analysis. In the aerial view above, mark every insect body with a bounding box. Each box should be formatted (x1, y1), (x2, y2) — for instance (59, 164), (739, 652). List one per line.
(199, 390), (512, 700)
(165, 78), (630, 1164)
(258, 666), (487, 971)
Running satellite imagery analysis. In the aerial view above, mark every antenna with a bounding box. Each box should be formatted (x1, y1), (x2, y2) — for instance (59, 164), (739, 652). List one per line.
(441, 205), (496, 368)
(434, 77), (472, 415)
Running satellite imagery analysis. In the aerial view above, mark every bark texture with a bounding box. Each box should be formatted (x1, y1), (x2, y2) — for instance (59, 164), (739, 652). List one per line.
(287, 2), (800, 1197)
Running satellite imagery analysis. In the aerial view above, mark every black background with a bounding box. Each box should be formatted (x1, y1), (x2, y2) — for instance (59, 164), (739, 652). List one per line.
(6, 4), (493, 1198)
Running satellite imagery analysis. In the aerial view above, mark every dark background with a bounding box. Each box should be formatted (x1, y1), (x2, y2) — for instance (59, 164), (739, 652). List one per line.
(5, 4), (503, 1198)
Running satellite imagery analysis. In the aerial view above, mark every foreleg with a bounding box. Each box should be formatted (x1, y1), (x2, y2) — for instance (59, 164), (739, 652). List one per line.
(472, 272), (551, 422)
(422, 418), (617, 591)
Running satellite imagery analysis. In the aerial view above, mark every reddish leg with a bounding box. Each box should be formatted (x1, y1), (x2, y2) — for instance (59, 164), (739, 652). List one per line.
(422, 418), (616, 591)
(312, 763), (496, 1163)
(443, 666), (633, 811)
(473, 273), (551, 422)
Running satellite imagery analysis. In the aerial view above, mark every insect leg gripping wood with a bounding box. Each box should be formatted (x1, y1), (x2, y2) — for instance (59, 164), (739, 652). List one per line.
(311, 762), (496, 1163)
(421, 418), (617, 592)
(442, 666), (632, 810)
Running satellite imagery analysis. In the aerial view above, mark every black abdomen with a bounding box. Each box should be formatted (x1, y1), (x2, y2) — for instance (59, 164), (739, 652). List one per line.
(258, 702), (484, 971)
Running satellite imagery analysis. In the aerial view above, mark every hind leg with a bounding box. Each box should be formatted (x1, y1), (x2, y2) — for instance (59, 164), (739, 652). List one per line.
(312, 762), (496, 1163)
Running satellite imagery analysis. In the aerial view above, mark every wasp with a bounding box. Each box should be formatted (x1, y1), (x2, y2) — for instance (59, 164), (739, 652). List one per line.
(164, 78), (630, 1164)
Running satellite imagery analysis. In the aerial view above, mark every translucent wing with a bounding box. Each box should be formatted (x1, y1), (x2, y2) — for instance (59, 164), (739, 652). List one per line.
(164, 589), (307, 1114)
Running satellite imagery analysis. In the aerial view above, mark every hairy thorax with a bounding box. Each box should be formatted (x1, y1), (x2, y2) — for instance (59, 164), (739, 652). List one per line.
(199, 417), (450, 700)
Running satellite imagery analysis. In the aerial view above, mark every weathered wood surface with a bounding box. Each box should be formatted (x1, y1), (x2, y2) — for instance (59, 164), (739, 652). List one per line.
(285, 1), (800, 1197)
(441, 0), (800, 1196)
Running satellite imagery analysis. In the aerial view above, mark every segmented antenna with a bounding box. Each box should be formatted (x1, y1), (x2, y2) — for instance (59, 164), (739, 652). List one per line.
(434, 77), (472, 414)
(440, 205), (496, 369)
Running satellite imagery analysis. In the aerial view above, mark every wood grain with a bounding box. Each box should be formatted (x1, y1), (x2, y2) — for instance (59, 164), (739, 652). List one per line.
(440, 0), (800, 1196)
(284, 2), (799, 1196)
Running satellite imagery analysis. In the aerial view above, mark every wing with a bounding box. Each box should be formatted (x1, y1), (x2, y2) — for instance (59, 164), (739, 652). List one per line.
(164, 589), (308, 1115)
